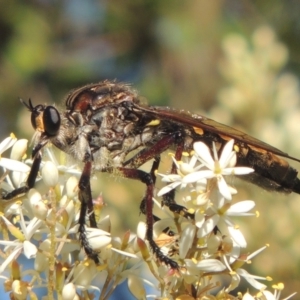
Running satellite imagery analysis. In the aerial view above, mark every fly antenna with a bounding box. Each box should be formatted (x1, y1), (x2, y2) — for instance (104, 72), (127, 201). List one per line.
(19, 98), (35, 112)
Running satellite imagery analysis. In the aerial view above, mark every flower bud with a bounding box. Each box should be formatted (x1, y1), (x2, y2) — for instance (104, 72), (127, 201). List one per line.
(10, 139), (28, 160)
(42, 161), (59, 187)
(62, 282), (77, 300)
(66, 176), (78, 198)
(128, 275), (146, 300)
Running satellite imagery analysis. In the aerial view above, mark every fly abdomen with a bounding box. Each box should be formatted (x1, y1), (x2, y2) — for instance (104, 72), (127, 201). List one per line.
(237, 145), (300, 194)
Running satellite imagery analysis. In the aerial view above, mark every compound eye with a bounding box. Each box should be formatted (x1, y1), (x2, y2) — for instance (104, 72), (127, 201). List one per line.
(43, 106), (61, 136)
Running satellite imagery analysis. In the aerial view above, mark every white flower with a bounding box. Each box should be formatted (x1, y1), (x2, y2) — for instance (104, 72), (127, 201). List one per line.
(0, 135), (30, 173)
(203, 197), (256, 247)
(157, 154), (206, 197)
(0, 129), (295, 299)
(0, 206), (43, 274)
(0, 134), (17, 154)
(225, 245), (270, 292)
(183, 139), (254, 200)
(185, 258), (226, 274)
(226, 269), (268, 292)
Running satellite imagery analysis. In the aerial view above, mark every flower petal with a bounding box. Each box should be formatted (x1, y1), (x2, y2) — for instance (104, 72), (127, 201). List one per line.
(0, 158), (30, 172)
(195, 209), (205, 227)
(0, 135), (17, 154)
(236, 268), (267, 290)
(183, 170), (214, 183)
(157, 181), (181, 196)
(23, 240), (37, 259)
(227, 200), (255, 215)
(159, 173), (181, 183)
(0, 246), (22, 274)
(228, 226), (247, 248)
(222, 167), (254, 175)
(137, 221), (146, 239)
(42, 161), (59, 187)
(179, 224), (196, 259)
(86, 228), (111, 251)
(217, 176), (232, 200)
(225, 272), (242, 292)
(193, 142), (214, 168)
(195, 258), (226, 272)
(197, 214), (219, 237)
(10, 139), (28, 160)
(219, 139), (234, 167)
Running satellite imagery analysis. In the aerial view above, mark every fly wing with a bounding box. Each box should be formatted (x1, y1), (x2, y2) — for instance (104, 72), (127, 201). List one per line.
(138, 105), (300, 163)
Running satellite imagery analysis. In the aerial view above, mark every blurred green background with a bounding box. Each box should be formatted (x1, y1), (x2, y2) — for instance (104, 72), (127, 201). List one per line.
(1, 0), (300, 297)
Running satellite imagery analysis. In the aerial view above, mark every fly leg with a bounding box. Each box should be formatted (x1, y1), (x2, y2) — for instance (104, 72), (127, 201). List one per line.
(82, 161), (179, 268)
(111, 166), (179, 269)
(127, 134), (193, 220)
(2, 147), (100, 263)
(139, 156), (161, 222)
(2, 152), (42, 200)
(139, 155), (190, 237)
(2, 139), (48, 200)
(121, 133), (198, 268)
(78, 161), (99, 263)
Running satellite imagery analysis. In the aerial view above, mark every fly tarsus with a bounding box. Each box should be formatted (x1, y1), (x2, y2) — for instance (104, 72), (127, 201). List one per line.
(148, 238), (179, 269)
(1, 152), (42, 200)
(78, 222), (99, 263)
(1, 186), (29, 200)
(165, 201), (194, 219)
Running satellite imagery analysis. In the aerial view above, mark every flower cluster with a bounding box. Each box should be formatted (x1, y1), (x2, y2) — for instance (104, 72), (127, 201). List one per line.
(151, 139), (295, 299)
(0, 135), (296, 299)
(0, 135), (147, 299)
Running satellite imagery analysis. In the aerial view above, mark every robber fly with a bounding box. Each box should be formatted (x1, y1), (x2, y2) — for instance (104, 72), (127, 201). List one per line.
(2, 80), (300, 269)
